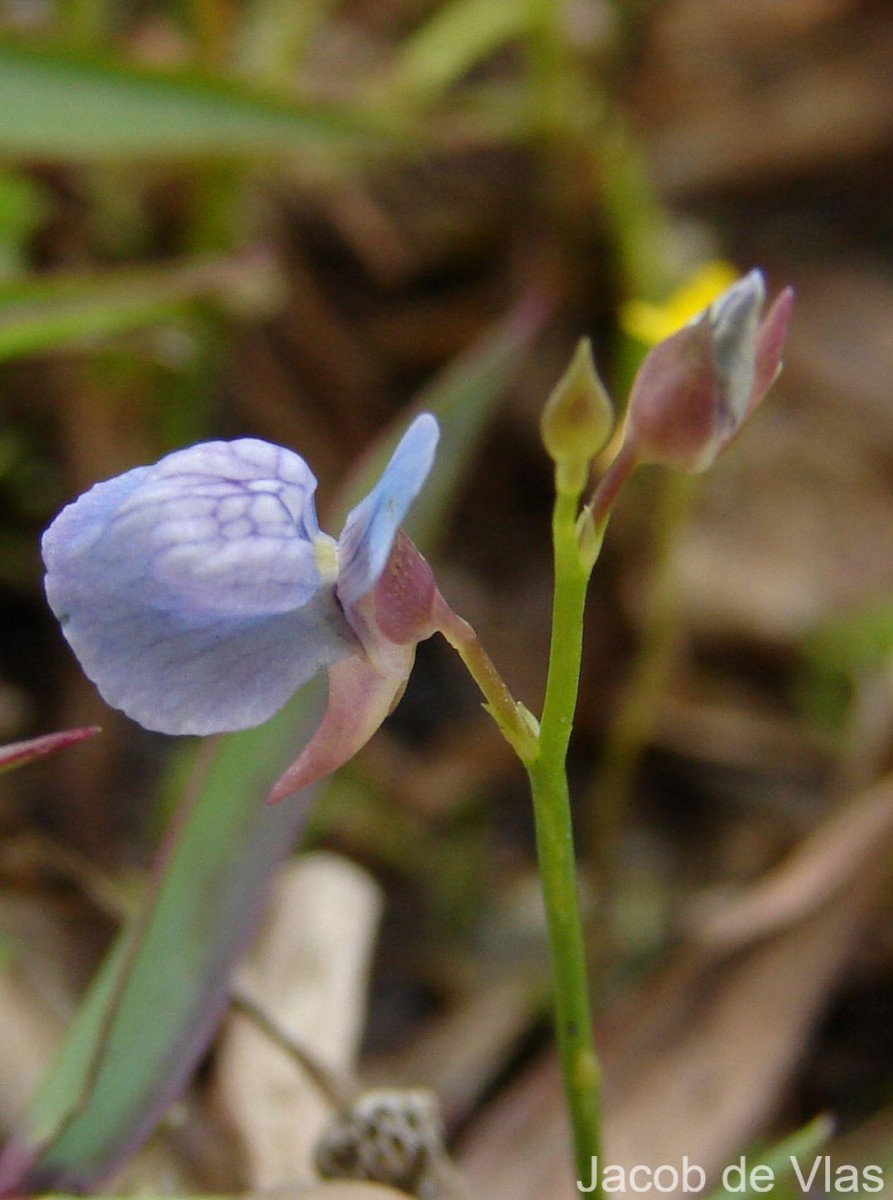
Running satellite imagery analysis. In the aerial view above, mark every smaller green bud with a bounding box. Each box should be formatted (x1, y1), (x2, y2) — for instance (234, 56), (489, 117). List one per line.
(540, 339), (614, 496)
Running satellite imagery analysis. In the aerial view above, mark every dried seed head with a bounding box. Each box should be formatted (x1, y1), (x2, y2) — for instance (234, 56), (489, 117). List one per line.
(315, 1088), (448, 1199)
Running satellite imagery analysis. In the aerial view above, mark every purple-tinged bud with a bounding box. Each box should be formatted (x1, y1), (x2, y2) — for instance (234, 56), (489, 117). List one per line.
(623, 270), (793, 473)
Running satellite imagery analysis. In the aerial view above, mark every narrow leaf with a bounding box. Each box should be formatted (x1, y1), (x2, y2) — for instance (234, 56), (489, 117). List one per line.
(335, 291), (549, 541)
(385, 0), (530, 100)
(0, 686), (325, 1193)
(0, 252), (282, 361)
(704, 1115), (835, 1200)
(0, 727), (99, 776)
(0, 41), (398, 163)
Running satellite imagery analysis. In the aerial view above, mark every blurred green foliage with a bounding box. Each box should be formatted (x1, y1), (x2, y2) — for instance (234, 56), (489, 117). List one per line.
(798, 600), (893, 736)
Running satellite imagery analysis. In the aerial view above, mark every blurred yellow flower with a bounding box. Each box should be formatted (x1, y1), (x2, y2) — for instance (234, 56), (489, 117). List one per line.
(621, 261), (740, 345)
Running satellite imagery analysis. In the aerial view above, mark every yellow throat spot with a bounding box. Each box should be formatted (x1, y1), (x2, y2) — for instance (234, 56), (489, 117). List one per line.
(313, 536), (339, 583)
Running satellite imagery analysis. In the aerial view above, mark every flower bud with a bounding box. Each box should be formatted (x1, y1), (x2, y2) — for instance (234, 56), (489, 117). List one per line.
(623, 270), (793, 473)
(540, 339), (614, 495)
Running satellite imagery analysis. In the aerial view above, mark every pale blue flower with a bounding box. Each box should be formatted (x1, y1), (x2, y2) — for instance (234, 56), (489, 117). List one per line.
(42, 415), (440, 777)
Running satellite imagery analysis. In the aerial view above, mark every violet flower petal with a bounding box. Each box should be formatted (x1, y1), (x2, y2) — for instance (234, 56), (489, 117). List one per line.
(42, 442), (356, 735)
(110, 439), (327, 615)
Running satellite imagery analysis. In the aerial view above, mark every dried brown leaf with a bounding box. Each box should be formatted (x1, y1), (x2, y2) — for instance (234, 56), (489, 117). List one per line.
(687, 776), (893, 949)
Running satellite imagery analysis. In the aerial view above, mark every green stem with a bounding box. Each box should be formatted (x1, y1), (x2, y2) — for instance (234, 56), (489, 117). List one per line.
(525, 489), (603, 1193)
(438, 448), (637, 1191)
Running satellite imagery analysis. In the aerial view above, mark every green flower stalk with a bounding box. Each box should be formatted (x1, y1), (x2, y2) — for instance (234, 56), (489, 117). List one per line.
(524, 478), (604, 1185)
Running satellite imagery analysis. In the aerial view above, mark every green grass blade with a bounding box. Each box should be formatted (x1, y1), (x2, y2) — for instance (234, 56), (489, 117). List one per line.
(0, 686), (324, 1192)
(384, 0), (530, 101)
(235, 0), (343, 87)
(334, 292), (549, 540)
(0, 40), (399, 163)
(704, 1115), (835, 1200)
(0, 252), (281, 360)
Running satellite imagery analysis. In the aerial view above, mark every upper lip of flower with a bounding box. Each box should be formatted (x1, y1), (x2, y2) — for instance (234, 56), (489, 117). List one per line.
(335, 411), (439, 612)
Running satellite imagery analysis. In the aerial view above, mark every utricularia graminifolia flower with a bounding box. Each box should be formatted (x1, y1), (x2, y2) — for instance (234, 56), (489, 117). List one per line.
(42, 414), (443, 804)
